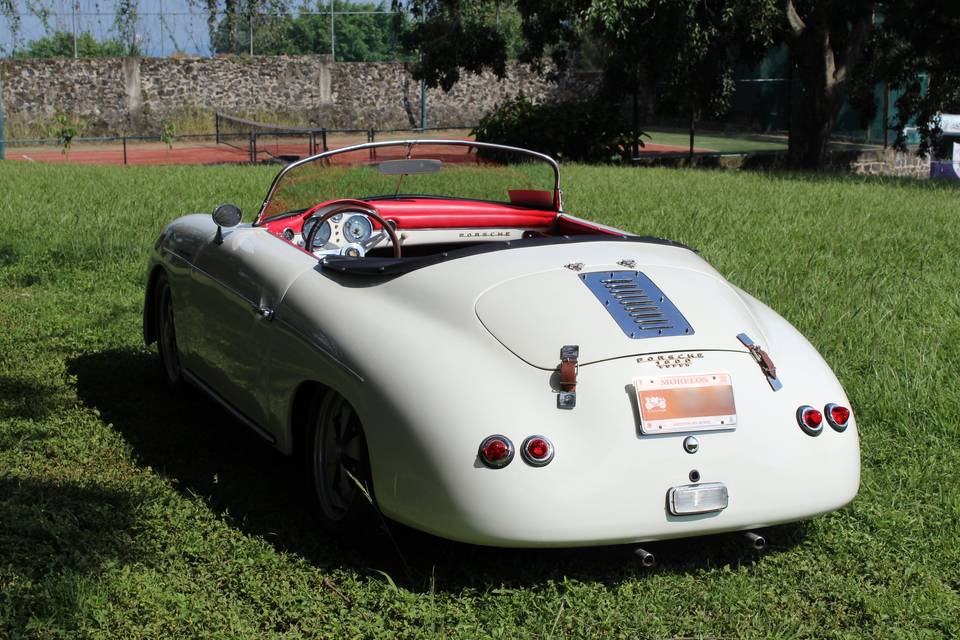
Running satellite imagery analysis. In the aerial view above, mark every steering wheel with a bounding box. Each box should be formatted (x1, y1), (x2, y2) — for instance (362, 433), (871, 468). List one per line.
(303, 200), (402, 259)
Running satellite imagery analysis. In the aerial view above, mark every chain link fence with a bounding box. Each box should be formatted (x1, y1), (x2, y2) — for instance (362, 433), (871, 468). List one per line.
(0, 1), (397, 60)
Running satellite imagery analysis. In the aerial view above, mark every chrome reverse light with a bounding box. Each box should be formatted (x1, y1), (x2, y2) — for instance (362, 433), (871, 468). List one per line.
(824, 403), (851, 432)
(668, 482), (729, 515)
(796, 405), (824, 436)
(479, 435), (514, 468)
(521, 435), (555, 466)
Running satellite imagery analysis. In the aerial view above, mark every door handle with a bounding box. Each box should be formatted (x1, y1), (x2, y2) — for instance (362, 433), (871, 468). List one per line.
(254, 305), (275, 321)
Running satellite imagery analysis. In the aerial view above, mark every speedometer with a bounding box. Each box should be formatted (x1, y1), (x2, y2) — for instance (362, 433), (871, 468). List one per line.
(343, 215), (373, 243)
(301, 217), (332, 249)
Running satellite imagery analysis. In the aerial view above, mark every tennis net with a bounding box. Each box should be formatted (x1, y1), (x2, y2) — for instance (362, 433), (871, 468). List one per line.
(214, 112), (329, 162)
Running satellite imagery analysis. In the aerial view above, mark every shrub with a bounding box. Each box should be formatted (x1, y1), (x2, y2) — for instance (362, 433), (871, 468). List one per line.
(49, 114), (87, 159)
(472, 94), (648, 163)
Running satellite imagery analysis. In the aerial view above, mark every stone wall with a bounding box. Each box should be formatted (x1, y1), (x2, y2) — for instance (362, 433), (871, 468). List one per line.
(848, 148), (931, 178)
(0, 55), (593, 136)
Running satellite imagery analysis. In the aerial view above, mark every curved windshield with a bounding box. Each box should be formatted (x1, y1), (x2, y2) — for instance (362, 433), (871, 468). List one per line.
(256, 140), (561, 224)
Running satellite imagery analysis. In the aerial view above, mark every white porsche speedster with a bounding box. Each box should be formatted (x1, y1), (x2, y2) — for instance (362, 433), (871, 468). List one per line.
(144, 140), (859, 550)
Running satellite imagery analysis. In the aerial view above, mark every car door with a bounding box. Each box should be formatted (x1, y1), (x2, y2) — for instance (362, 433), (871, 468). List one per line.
(189, 224), (317, 432)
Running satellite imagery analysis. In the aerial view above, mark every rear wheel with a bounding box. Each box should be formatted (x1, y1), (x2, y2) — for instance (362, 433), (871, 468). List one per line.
(154, 272), (183, 390)
(305, 391), (376, 533)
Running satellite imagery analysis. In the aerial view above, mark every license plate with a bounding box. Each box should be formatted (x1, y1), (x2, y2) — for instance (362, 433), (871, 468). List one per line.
(635, 372), (737, 435)
(667, 482), (729, 515)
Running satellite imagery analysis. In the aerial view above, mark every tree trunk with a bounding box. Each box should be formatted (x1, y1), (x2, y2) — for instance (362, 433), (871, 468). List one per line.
(787, 65), (840, 169)
(688, 109), (695, 163)
(782, 1), (874, 170)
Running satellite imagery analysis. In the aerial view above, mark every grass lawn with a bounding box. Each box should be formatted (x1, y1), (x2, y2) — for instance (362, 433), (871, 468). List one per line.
(1, 161), (958, 638)
(643, 129), (790, 153)
(643, 129), (879, 154)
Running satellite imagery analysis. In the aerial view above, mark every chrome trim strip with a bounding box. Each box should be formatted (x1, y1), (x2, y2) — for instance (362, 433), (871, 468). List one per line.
(182, 369), (277, 444)
(256, 139), (563, 224)
(274, 316), (365, 383)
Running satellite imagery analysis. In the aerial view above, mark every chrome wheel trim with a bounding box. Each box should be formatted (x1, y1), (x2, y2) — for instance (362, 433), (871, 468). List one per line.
(157, 283), (181, 383)
(312, 395), (365, 522)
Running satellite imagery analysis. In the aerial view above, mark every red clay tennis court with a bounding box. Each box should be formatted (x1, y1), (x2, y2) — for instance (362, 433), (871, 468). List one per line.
(6, 140), (708, 166)
(4, 127), (709, 167)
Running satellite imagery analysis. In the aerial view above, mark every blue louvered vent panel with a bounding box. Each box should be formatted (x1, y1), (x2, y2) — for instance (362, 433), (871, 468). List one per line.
(580, 270), (695, 339)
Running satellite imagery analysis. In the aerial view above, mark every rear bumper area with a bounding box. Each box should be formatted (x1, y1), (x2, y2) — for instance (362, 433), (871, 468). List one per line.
(374, 351), (860, 547)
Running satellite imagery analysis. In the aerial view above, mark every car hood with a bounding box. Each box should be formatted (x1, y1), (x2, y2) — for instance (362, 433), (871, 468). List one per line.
(475, 261), (764, 369)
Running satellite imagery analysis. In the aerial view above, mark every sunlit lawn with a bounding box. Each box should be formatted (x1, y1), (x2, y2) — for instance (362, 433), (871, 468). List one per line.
(1, 161), (957, 638)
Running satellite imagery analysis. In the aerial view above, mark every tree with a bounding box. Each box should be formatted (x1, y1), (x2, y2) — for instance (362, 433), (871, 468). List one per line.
(12, 31), (127, 58)
(201, 0), (400, 60)
(113, 0), (140, 56)
(583, 1), (777, 159)
(868, 0), (960, 156)
(779, 1), (877, 168)
(392, 0), (513, 90)
(395, 0), (776, 155)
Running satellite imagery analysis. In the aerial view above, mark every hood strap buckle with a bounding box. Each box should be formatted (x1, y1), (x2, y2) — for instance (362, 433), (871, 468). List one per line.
(557, 345), (579, 409)
(737, 333), (782, 391)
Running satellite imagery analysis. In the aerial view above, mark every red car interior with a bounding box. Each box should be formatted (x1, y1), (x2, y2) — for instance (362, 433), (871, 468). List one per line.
(260, 198), (616, 241)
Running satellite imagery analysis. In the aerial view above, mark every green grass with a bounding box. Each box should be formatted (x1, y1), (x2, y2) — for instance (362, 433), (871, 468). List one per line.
(1, 161), (959, 638)
(643, 129), (878, 154)
(643, 129), (789, 153)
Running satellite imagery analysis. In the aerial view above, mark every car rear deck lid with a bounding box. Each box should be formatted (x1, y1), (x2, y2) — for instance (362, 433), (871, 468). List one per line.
(475, 265), (762, 369)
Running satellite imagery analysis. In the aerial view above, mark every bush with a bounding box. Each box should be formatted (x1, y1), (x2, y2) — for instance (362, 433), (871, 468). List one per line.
(472, 94), (647, 163)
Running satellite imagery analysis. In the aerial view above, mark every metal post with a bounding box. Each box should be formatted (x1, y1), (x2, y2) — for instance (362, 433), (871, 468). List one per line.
(215, 113), (220, 145)
(330, 0), (335, 61)
(0, 72), (5, 161)
(123, 136), (128, 165)
(420, 80), (427, 130)
(882, 83), (890, 149)
(309, 131), (315, 156)
(72, 0), (79, 58)
(419, 9), (426, 129)
(321, 127), (328, 152)
(159, 0), (164, 57)
(250, 132), (256, 163)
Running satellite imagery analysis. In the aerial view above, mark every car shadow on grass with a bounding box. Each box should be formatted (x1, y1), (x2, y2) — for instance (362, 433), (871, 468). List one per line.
(0, 475), (147, 633)
(69, 347), (809, 593)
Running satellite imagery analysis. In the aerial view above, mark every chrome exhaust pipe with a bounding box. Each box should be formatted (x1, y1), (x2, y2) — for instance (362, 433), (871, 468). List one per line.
(633, 547), (656, 567)
(744, 531), (765, 550)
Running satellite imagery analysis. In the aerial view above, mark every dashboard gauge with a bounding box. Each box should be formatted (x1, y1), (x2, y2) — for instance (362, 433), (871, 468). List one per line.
(281, 227), (295, 242)
(301, 217), (332, 249)
(331, 213), (344, 223)
(343, 215), (373, 243)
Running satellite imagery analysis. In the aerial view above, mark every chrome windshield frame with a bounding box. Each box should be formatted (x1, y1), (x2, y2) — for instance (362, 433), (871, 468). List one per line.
(254, 139), (562, 226)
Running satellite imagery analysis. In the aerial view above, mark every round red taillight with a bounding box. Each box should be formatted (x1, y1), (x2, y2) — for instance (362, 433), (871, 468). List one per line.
(796, 405), (823, 436)
(521, 435), (555, 466)
(479, 435), (514, 468)
(825, 403), (851, 431)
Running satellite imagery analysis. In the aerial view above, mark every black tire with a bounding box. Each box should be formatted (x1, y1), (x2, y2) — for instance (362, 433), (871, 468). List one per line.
(154, 272), (184, 390)
(304, 391), (377, 535)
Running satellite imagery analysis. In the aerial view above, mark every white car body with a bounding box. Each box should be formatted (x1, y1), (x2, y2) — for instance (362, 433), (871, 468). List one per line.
(144, 140), (859, 547)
